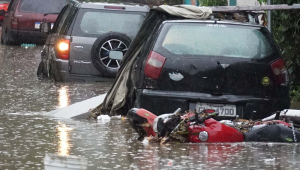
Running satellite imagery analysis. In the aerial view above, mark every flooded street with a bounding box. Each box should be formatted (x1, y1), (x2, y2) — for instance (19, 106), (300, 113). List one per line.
(0, 45), (300, 170)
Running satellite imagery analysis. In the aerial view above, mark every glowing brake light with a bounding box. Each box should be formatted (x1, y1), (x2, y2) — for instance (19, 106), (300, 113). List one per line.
(270, 59), (289, 86)
(58, 41), (69, 51)
(56, 39), (70, 60)
(144, 51), (166, 80)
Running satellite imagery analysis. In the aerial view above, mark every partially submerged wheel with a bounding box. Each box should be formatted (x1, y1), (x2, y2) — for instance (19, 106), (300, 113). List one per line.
(91, 32), (131, 77)
(2, 30), (16, 45)
(37, 62), (47, 79)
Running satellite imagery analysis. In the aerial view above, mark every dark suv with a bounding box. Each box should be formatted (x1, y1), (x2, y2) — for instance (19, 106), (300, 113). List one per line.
(1, 0), (68, 44)
(130, 20), (290, 120)
(100, 10), (291, 120)
(37, 1), (149, 82)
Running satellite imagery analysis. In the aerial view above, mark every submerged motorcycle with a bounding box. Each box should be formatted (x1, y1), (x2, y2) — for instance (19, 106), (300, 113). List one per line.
(127, 108), (300, 143)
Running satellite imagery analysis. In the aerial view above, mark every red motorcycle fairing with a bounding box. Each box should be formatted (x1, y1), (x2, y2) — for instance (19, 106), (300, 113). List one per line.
(136, 109), (157, 126)
(135, 108), (156, 137)
(188, 118), (244, 143)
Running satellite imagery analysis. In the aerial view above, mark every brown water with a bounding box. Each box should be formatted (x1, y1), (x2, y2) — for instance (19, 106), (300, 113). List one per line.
(0, 45), (299, 170)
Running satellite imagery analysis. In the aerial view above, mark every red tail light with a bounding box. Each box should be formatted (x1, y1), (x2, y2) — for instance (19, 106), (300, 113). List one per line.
(271, 59), (289, 86)
(144, 51), (166, 80)
(11, 17), (18, 29)
(56, 39), (70, 60)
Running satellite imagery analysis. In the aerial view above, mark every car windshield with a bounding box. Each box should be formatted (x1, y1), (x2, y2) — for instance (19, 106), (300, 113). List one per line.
(156, 23), (278, 59)
(73, 9), (146, 39)
(18, 0), (68, 14)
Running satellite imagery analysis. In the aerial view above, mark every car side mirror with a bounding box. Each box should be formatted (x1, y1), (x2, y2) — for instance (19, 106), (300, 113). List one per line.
(109, 51), (123, 60)
(0, 9), (5, 16)
(40, 22), (51, 33)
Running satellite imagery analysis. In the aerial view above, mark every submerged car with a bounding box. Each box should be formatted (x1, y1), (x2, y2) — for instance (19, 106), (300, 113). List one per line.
(97, 5), (290, 120)
(131, 20), (290, 120)
(1, 0), (68, 44)
(37, 1), (149, 82)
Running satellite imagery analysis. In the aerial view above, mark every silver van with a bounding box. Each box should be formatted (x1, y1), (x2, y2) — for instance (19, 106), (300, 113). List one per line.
(37, 1), (149, 82)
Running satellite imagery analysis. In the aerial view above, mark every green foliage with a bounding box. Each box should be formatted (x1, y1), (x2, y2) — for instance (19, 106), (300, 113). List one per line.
(271, 0), (300, 103)
(198, 0), (227, 6)
(258, 0), (267, 5)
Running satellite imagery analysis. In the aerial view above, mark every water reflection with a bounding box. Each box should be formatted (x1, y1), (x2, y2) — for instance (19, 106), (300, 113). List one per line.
(1, 44), (300, 169)
(0, 45), (112, 113)
(44, 153), (88, 170)
(56, 122), (73, 156)
(58, 86), (70, 109)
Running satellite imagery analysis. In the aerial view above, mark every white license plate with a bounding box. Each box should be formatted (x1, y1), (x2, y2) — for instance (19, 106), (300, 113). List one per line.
(35, 22), (54, 29)
(35, 22), (40, 29)
(195, 102), (236, 117)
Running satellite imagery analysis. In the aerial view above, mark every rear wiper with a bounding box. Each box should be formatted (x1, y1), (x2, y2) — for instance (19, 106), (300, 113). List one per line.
(44, 12), (60, 16)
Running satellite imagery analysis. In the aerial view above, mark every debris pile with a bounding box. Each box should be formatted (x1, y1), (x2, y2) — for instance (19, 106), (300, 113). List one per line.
(137, 109), (300, 144)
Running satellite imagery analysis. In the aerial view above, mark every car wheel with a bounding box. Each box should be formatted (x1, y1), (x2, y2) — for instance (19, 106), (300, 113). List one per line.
(37, 62), (47, 79)
(2, 33), (9, 45)
(91, 32), (131, 77)
(51, 64), (61, 82)
(2, 31), (15, 45)
(1, 34), (3, 45)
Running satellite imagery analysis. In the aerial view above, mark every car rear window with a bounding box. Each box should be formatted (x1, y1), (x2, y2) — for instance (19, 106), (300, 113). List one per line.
(155, 23), (278, 59)
(72, 9), (146, 39)
(18, 0), (67, 14)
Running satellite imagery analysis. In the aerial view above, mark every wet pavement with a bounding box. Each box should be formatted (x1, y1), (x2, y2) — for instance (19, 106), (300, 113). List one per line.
(0, 45), (300, 170)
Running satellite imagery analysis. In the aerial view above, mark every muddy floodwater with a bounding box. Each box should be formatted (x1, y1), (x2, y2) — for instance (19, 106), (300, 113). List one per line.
(0, 45), (300, 170)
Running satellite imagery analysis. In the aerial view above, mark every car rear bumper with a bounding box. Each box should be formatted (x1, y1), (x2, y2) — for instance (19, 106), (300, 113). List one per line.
(9, 29), (48, 43)
(52, 59), (114, 82)
(135, 89), (290, 120)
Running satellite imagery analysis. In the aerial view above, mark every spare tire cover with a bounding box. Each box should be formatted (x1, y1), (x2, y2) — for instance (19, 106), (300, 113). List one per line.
(91, 32), (131, 77)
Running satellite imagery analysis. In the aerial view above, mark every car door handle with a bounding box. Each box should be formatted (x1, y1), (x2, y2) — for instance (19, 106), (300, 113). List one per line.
(74, 46), (83, 50)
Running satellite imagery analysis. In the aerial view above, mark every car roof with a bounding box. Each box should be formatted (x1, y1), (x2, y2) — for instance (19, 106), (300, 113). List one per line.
(164, 19), (264, 28)
(79, 2), (149, 12)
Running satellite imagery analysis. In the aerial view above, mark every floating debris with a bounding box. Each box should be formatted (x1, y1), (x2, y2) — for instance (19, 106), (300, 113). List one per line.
(97, 115), (111, 123)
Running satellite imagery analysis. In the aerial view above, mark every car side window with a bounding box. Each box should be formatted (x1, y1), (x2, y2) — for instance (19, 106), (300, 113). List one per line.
(59, 7), (78, 35)
(51, 5), (68, 33)
(55, 5), (73, 34)
(51, 5), (70, 34)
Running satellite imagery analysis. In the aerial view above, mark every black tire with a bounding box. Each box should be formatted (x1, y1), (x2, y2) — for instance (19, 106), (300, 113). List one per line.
(37, 62), (47, 79)
(91, 32), (131, 77)
(1, 34), (3, 45)
(2, 30), (15, 45)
